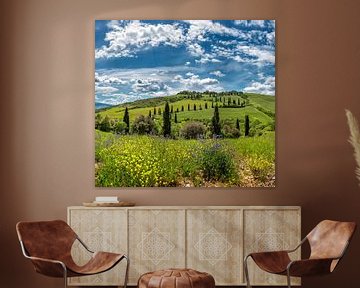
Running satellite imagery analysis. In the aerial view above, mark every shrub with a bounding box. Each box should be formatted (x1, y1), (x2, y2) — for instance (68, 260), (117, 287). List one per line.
(180, 121), (206, 139)
(132, 115), (156, 135)
(113, 121), (127, 135)
(99, 115), (112, 132)
(201, 142), (238, 182)
(223, 125), (240, 138)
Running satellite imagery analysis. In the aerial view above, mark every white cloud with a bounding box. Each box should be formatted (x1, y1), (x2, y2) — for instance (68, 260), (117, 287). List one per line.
(95, 85), (119, 94)
(266, 31), (275, 43)
(187, 43), (204, 57)
(237, 45), (275, 65)
(185, 20), (241, 40)
(232, 55), (245, 62)
(96, 66), (194, 89)
(234, 20), (266, 28)
(106, 20), (120, 29)
(185, 61), (191, 66)
(95, 72), (128, 85)
(243, 76), (275, 95)
(195, 55), (221, 64)
(131, 79), (170, 94)
(184, 20), (243, 63)
(211, 43), (274, 65)
(210, 70), (225, 77)
(173, 73), (222, 91)
(99, 93), (143, 106)
(96, 20), (185, 59)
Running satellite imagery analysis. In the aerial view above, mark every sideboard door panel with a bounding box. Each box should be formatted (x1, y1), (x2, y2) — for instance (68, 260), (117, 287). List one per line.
(186, 209), (243, 285)
(128, 209), (186, 284)
(68, 208), (127, 286)
(243, 209), (301, 286)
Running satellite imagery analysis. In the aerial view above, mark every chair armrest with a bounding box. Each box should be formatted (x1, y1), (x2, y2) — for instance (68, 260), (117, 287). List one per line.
(76, 236), (94, 253)
(287, 258), (336, 277)
(286, 237), (307, 253)
(25, 255), (67, 278)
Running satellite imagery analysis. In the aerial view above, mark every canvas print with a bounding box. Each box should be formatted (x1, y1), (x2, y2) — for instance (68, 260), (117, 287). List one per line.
(95, 20), (275, 187)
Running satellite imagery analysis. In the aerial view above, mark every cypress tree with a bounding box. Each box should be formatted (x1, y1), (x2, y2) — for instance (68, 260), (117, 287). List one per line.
(236, 118), (241, 137)
(163, 102), (171, 137)
(188, 103), (190, 111)
(181, 105), (184, 112)
(174, 113), (178, 123)
(199, 104), (202, 110)
(211, 104), (221, 135)
(236, 118), (240, 130)
(158, 107), (161, 115)
(194, 104), (197, 111)
(228, 98), (231, 105)
(171, 105), (173, 113)
(154, 107), (157, 115)
(205, 102), (208, 109)
(212, 100), (214, 108)
(176, 107), (179, 113)
(237, 98), (240, 105)
(245, 115), (250, 136)
(149, 110), (152, 117)
(123, 107), (130, 133)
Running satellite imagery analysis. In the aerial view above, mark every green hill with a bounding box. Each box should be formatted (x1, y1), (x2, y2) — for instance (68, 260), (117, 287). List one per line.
(96, 93), (275, 127)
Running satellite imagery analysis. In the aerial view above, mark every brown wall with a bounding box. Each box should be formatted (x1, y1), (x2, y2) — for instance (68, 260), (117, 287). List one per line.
(1, 0), (360, 287)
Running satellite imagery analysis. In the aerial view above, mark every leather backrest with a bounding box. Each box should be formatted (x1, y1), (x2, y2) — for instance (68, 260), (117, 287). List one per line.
(16, 220), (77, 261)
(307, 220), (356, 260)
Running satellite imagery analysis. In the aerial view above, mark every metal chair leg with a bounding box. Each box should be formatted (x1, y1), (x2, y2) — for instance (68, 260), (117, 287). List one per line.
(62, 264), (68, 288)
(244, 255), (252, 288)
(286, 269), (292, 288)
(123, 255), (130, 288)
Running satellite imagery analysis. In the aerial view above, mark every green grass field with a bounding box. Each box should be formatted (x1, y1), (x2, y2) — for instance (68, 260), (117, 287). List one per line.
(95, 131), (275, 187)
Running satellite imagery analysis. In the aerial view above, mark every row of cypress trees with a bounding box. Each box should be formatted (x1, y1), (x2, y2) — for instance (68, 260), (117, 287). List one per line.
(162, 102), (250, 137)
(122, 102), (250, 137)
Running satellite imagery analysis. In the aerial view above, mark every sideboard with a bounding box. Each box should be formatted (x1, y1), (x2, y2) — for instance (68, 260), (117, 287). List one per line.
(67, 206), (301, 286)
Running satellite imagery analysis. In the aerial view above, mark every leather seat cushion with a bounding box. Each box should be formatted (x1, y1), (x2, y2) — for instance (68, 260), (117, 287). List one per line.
(138, 268), (215, 288)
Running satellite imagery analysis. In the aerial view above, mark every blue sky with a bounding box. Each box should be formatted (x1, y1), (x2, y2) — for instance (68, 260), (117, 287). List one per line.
(95, 20), (275, 106)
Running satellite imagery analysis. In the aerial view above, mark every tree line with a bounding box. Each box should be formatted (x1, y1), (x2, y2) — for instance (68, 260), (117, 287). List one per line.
(96, 102), (252, 139)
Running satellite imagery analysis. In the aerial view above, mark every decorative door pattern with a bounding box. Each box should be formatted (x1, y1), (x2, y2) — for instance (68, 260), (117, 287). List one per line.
(68, 206), (300, 286)
(187, 209), (243, 285)
(244, 209), (301, 286)
(128, 209), (186, 284)
(68, 208), (127, 285)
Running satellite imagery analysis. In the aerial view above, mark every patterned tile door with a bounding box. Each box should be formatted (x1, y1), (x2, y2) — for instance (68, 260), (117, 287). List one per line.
(244, 209), (301, 286)
(68, 208), (128, 286)
(128, 209), (186, 284)
(187, 209), (243, 285)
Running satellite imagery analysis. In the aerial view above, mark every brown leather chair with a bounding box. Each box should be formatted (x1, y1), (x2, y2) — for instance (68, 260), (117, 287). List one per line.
(244, 220), (356, 288)
(16, 220), (129, 288)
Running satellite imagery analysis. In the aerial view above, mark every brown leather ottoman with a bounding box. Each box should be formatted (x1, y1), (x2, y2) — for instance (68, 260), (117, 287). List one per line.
(138, 268), (215, 288)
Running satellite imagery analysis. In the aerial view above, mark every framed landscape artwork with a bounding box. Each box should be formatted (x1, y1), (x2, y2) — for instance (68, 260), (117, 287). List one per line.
(95, 20), (275, 187)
